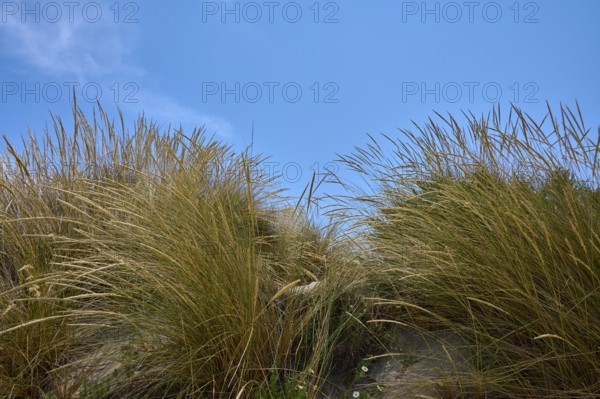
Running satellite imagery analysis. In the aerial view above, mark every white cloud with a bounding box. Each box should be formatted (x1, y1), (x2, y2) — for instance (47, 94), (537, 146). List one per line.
(0, 14), (141, 80)
(0, 3), (234, 139)
(123, 91), (234, 139)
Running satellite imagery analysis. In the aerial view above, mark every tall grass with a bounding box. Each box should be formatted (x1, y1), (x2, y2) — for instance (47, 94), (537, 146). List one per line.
(4, 101), (597, 398)
(0, 104), (369, 398)
(338, 103), (600, 397)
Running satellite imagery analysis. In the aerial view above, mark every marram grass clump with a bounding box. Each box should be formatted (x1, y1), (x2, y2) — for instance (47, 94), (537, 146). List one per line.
(338, 103), (600, 398)
(0, 105), (370, 398)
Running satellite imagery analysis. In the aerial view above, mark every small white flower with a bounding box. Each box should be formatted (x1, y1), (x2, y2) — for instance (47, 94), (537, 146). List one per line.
(297, 385), (304, 390)
(352, 391), (360, 398)
(361, 366), (368, 373)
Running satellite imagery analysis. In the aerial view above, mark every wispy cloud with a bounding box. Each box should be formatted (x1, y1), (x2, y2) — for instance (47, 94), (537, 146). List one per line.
(0, 16), (140, 80)
(0, 3), (234, 138)
(125, 92), (234, 138)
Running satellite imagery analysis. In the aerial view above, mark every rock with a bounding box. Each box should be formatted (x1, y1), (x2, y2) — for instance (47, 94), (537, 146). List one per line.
(289, 281), (321, 295)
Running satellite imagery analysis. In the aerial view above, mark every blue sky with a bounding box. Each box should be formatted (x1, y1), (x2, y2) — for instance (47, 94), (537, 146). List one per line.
(1, 1), (599, 204)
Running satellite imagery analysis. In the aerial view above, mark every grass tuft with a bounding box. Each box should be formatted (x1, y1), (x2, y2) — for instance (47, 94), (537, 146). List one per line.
(338, 103), (600, 398)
